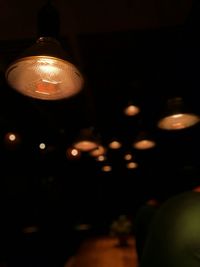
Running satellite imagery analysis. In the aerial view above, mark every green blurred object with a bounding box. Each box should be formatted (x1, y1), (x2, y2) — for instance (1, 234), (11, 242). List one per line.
(141, 191), (200, 267)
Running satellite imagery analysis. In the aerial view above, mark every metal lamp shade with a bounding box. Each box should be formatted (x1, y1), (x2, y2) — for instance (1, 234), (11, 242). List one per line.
(6, 37), (84, 100)
(73, 128), (100, 152)
(157, 97), (200, 130)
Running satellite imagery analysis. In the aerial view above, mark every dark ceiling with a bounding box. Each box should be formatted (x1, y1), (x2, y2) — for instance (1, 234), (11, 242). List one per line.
(0, 0), (200, 231)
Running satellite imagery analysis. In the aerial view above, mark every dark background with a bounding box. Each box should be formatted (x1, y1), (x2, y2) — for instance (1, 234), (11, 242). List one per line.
(0, 0), (200, 265)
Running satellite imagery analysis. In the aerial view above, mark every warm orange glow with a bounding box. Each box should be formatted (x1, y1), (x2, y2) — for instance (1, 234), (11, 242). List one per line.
(66, 147), (81, 160)
(124, 153), (132, 161)
(102, 165), (112, 172)
(4, 132), (21, 147)
(90, 145), (106, 157)
(64, 236), (138, 267)
(74, 140), (98, 152)
(158, 113), (200, 130)
(96, 155), (106, 162)
(193, 186), (200, 193)
(6, 56), (84, 100)
(126, 162), (138, 169)
(124, 104), (140, 116)
(133, 139), (156, 150)
(109, 140), (122, 149)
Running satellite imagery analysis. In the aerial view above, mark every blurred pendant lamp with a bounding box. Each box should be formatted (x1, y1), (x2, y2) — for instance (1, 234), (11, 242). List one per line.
(90, 145), (106, 157)
(157, 97), (200, 130)
(123, 100), (140, 116)
(133, 131), (156, 150)
(5, 1), (84, 100)
(133, 126), (156, 150)
(73, 127), (100, 152)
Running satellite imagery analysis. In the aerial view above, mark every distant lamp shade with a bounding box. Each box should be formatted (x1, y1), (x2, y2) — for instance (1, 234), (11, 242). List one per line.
(96, 155), (106, 162)
(126, 161), (138, 169)
(102, 165), (112, 172)
(157, 97), (200, 130)
(133, 130), (156, 150)
(73, 127), (100, 152)
(133, 139), (156, 150)
(90, 145), (106, 157)
(5, 37), (84, 100)
(124, 104), (140, 116)
(124, 153), (133, 161)
(109, 140), (122, 149)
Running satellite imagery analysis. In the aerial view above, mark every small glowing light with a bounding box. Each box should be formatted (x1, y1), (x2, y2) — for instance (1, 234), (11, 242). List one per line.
(90, 145), (106, 157)
(109, 140), (122, 149)
(96, 155), (106, 162)
(126, 162), (138, 169)
(66, 147), (81, 160)
(9, 134), (16, 141)
(4, 132), (21, 148)
(74, 140), (98, 152)
(133, 139), (156, 150)
(102, 165), (112, 172)
(158, 113), (200, 130)
(173, 114), (183, 118)
(124, 104), (140, 116)
(124, 153), (132, 161)
(37, 58), (60, 74)
(71, 148), (79, 156)
(39, 143), (46, 150)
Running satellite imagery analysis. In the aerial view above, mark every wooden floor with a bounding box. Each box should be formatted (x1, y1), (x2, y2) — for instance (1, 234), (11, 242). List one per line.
(65, 236), (138, 267)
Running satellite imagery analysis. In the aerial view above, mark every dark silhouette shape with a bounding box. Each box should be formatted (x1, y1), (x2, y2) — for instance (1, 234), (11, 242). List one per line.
(141, 191), (200, 267)
(134, 199), (159, 261)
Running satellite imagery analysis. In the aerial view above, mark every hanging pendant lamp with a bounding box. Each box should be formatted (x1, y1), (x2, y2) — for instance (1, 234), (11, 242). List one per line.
(133, 131), (156, 150)
(157, 97), (200, 130)
(5, 1), (84, 100)
(73, 127), (100, 152)
(5, 37), (84, 100)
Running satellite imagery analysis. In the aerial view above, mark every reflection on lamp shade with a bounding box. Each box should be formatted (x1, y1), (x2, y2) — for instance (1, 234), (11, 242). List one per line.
(5, 37), (84, 100)
(157, 97), (200, 130)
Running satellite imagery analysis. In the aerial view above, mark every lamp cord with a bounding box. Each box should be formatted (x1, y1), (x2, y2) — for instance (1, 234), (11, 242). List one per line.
(37, 0), (60, 39)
